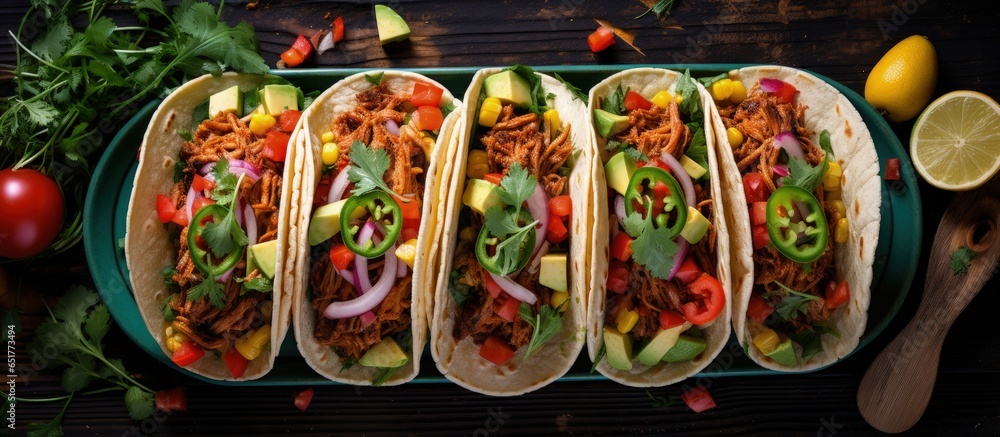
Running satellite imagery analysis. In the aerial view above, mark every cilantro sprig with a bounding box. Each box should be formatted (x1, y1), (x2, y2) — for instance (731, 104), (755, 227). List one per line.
(950, 246), (977, 275)
(346, 140), (403, 198)
(636, 0), (678, 20)
(782, 130), (834, 193)
(518, 302), (565, 361)
(770, 281), (820, 321)
(623, 199), (680, 279)
(481, 163), (540, 276)
(553, 72), (589, 104)
(602, 84), (628, 116)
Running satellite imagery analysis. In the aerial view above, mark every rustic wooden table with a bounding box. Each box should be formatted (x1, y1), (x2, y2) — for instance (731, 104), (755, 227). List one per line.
(2, 0), (999, 435)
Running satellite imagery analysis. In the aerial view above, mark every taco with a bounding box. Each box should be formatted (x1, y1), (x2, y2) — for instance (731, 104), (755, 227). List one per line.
(126, 73), (304, 380)
(430, 66), (591, 396)
(586, 68), (732, 386)
(707, 66), (880, 371)
(291, 71), (462, 386)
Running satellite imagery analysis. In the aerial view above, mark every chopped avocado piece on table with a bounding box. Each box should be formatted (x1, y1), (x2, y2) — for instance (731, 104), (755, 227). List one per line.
(604, 151), (637, 196)
(539, 253), (568, 292)
(359, 337), (409, 368)
(462, 178), (504, 215)
(308, 199), (366, 246)
(250, 240), (278, 279)
(603, 326), (633, 370)
(635, 323), (688, 366)
(483, 70), (532, 106)
(261, 84), (298, 115)
(661, 335), (707, 363)
(593, 108), (630, 137)
(375, 5), (410, 45)
(209, 85), (243, 117)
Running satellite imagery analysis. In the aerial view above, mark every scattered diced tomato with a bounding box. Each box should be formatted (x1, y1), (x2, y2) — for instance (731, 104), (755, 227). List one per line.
(278, 109), (302, 133)
(485, 273), (503, 299)
(332, 16), (345, 43)
(547, 214), (569, 244)
(884, 157), (901, 181)
(191, 174), (215, 193)
(280, 48), (306, 67)
(329, 244), (355, 271)
(674, 257), (701, 284)
(291, 34), (313, 57)
(681, 273), (725, 325)
(771, 81), (798, 104)
(155, 387), (187, 413)
(313, 176), (331, 206)
(156, 194), (177, 224)
(497, 296), (520, 321)
(171, 340), (205, 367)
(397, 196), (422, 219)
(192, 196), (215, 215)
(549, 195), (573, 218)
(752, 224), (770, 250)
(742, 172), (768, 204)
(681, 386), (717, 413)
(171, 205), (189, 227)
(479, 336), (516, 365)
(587, 26), (615, 53)
(623, 91), (652, 111)
(750, 201), (768, 226)
(412, 106), (444, 131)
(607, 259), (629, 294)
(659, 310), (686, 330)
(402, 218), (420, 242)
(294, 388), (314, 411)
(610, 231), (633, 262)
(223, 347), (249, 379)
(747, 291), (774, 324)
(825, 280), (850, 309)
(483, 173), (504, 185)
(411, 82), (444, 108)
(262, 130), (291, 162)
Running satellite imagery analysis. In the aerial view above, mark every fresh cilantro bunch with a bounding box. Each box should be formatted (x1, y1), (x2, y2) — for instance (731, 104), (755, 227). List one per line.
(482, 164), (540, 276)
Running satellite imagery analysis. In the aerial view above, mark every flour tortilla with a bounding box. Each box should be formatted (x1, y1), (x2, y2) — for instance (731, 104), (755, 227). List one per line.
(585, 68), (732, 387)
(125, 73), (297, 380)
(429, 68), (591, 396)
(291, 71), (462, 385)
(711, 66), (880, 371)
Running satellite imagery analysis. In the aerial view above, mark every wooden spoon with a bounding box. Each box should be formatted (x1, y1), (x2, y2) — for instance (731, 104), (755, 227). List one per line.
(857, 175), (1000, 433)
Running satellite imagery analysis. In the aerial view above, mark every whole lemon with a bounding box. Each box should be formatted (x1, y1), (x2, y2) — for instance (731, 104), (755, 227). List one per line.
(864, 35), (938, 122)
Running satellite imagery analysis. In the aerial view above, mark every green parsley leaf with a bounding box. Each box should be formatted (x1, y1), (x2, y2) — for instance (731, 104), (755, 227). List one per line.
(782, 156), (829, 193)
(590, 342), (606, 374)
(186, 272), (226, 308)
(553, 72), (588, 104)
(950, 246), (977, 275)
(346, 140), (401, 197)
(241, 276), (273, 292)
(636, 0), (677, 19)
(771, 281), (820, 321)
(372, 366), (398, 386)
(697, 72), (729, 87)
(124, 385), (156, 420)
(601, 84), (628, 116)
(518, 303), (564, 361)
(622, 200), (680, 279)
(496, 163), (537, 215)
(505, 65), (551, 115)
(365, 72), (385, 85)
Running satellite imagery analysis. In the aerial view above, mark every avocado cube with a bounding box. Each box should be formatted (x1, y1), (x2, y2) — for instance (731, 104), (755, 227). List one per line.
(593, 108), (630, 137)
(661, 335), (707, 363)
(261, 84), (298, 115)
(539, 253), (568, 292)
(483, 70), (532, 107)
(359, 337), (409, 368)
(462, 178), (504, 215)
(680, 154), (707, 180)
(209, 85), (243, 118)
(680, 206), (711, 244)
(765, 335), (797, 366)
(375, 5), (410, 45)
(307, 199), (366, 246)
(604, 151), (637, 196)
(250, 240), (278, 279)
(603, 326), (634, 371)
(635, 323), (688, 366)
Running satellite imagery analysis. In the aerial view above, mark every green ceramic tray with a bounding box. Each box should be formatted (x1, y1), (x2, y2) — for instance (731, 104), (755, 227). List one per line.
(83, 65), (921, 386)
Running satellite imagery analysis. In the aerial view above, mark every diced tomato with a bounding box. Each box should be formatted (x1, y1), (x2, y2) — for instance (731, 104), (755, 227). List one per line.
(192, 196), (215, 215)
(332, 16), (345, 43)
(607, 259), (629, 294)
(549, 195), (573, 218)
(610, 231), (633, 262)
(479, 336), (515, 366)
(329, 244), (355, 271)
(397, 196), (422, 219)
(659, 310), (686, 330)
(223, 347), (249, 379)
(294, 388), (314, 411)
(771, 81), (798, 104)
(681, 386), (716, 413)
(623, 91), (653, 111)
(825, 280), (850, 309)
(651, 180), (671, 198)
(742, 172), (768, 204)
(636, 305), (650, 317)
(280, 48), (306, 67)
(884, 157), (901, 181)
(485, 274), (503, 299)
(191, 174), (215, 193)
(262, 130), (291, 162)
(171, 340), (205, 367)
(483, 173), (504, 185)
(278, 109), (302, 133)
(401, 218), (420, 242)
(681, 273), (725, 325)
(496, 296), (521, 321)
(639, 158), (672, 173)
(313, 176), (331, 206)
(752, 224), (771, 250)
(411, 82), (444, 108)
(171, 205), (189, 227)
(750, 201), (768, 226)
(291, 34), (313, 58)
(156, 194), (177, 224)
(747, 291), (774, 324)
(674, 257), (701, 284)
(154, 387), (187, 413)
(587, 26), (615, 53)
(412, 106), (444, 131)
(547, 213), (569, 244)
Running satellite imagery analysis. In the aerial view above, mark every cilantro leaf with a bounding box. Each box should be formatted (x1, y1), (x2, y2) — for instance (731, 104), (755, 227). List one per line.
(496, 163), (537, 214)
(187, 273), (226, 308)
(819, 129), (835, 157)
(365, 72), (384, 85)
(590, 342), (606, 374)
(622, 202), (680, 279)
(601, 84), (628, 116)
(606, 139), (649, 162)
(26, 403), (66, 437)
(771, 281), (820, 321)
(201, 207), (248, 258)
(646, 389), (676, 408)
(674, 70), (704, 122)
(636, 0), (677, 19)
(484, 206), (520, 238)
(786, 325), (840, 361)
(53, 286), (99, 336)
(553, 72), (588, 104)
(209, 159), (239, 206)
(160, 294), (176, 321)
(61, 356), (96, 392)
(340, 357), (358, 371)
(697, 72), (729, 87)
(505, 65), (550, 115)
(124, 385), (156, 420)
(346, 141), (400, 197)
(684, 123), (708, 173)
(372, 366), (398, 386)
(518, 303), (564, 361)
(31, 15), (72, 60)
(83, 305), (111, 349)
(782, 156), (829, 193)
(241, 276), (273, 292)
(950, 246), (977, 275)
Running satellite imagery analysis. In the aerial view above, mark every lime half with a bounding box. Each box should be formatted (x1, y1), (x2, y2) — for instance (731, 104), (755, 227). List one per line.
(910, 90), (1000, 190)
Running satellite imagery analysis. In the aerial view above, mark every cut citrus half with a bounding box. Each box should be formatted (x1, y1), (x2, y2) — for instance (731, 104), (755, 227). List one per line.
(910, 90), (1000, 190)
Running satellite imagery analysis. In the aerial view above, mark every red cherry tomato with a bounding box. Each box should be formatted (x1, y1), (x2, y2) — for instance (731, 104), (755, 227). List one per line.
(587, 26), (615, 53)
(0, 168), (65, 259)
(742, 172), (768, 204)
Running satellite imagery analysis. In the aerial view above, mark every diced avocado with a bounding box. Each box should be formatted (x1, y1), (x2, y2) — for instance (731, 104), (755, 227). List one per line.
(680, 154), (707, 180)
(603, 326), (633, 371)
(661, 335), (707, 363)
(604, 151), (637, 196)
(359, 337), (409, 368)
(246, 245), (259, 276)
(635, 323), (688, 366)
(250, 240), (278, 279)
(680, 206), (711, 244)
(260, 84), (298, 115)
(462, 178), (504, 215)
(539, 253), (568, 292)
(765, 335), (797, 366)
(209, 85), (243, 117)
(593, 108), (630, 137)
(483, 70), (532, 107)
(375, 5), (410, 45)
(307, 199), (367, 246)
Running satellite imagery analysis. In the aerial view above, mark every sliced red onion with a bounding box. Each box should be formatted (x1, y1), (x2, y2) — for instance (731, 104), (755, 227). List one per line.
(323, 243), (398, 319)
(772, 164), (790, 177)
(327, 165), (352, 204)
(526, 182), (549, 258)
(217, 266), (235, 283)
(228, 159), (262, 181)
(386, 119), (400, 136)
(351, 268), (365, 292)
(199, 161), (216, 175)
(794, 200), (811, 223)
(244, 202), (258, 247)
(359, 311), (376, 328)
(666, 240), (690, 281)
(488, 272), (537, 305)
(658, 153), (696, 207)
(234, 197), (245, 226)
(185, 185), (199, 225)
(396, 260), (408, 278)
(339, 268), (357, 290)
(526, 240), (551, 274)
(316, 31), (335, 55)
(759, 78), (785, 93)
(352, 222), (377, 291)
(773, 131), (805, 161)
(309, 30), (323, 49)
(614, 195), (627, 228)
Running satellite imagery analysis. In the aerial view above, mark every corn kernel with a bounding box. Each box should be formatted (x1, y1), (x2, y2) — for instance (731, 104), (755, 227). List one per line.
(479, 97), (502, 127)
(753, 328), (780, 354)
(249, 113), (276, 136)
(550, 291), (570, 311)
(710, 78), (734, 101)
(321, 142), (339, 166)
(674, 94), (684, 104)
(165, 326), (174, 337)
(459, 226), (475, 242)
(727, 127), (744, 147)
(166, 338), (180, 353)
(829, 200), (846, 219)
(616, 310), (639, 334)
(729, 80), (748, 103)
(321, 131), (336, 144)
(543, 109), (561, 141)
(395, 239), (419, 269)
(236, 324), (271, 360)
(650, 91), (672, 109)
(466, 150), (490, 179)
(824, 161), (843, 190)
(835, 218), (849, 243)
(421, 136), (435, 161)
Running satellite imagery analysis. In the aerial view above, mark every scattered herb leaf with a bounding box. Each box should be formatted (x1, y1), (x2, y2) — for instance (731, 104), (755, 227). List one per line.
(950, 246), (976, 275)
(518, 303), (564, 361)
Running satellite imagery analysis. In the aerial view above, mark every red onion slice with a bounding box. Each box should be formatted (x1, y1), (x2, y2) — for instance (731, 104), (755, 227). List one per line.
(772, 164), (790, 177)
(323, 243), (398, 319)
(359, 311), (376, 328)
(759, 78), (785, 93)
(658, 153), (696, 207)
(525, 182), (549, 258)
(488, 272), (537, 304)
(316, 31), (336, 55)
(352, 222), (377, 291)
(327, 165), (352, 204)
(773, 131), (805, 161)
(614, 194), (627, 228)
(185, 185), (199, 225)
(244, 201), (258, 247)
(666, 239), (690, 281)
(199, 162), (216, 176)
(217, 266), (235, 284)
(526, 240), (551, 274)
(386, 119), (400, 136)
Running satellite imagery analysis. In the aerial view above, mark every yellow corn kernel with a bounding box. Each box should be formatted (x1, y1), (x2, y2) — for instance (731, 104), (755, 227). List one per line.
(550, 291), (570, 311)
(466, 150), (490, 179)
(829, 200), (846, 219)
(235, 324), (271, 361)
(166, 338), (180, 353)
(824, 161), (843, 190)
(753, 328), (780, 354)
(478, 97), (503, 127)
(710, 78), (734, 101)
(165, 325), (174, 338)
(321, 142), (339, 166)
(249, 113), (276, 136)
(395, 238), (419, 269)
(674, 94), (684, 104)
(835, 218), (849, 243)
(321, 131), (336, 144)
(727, 127), (744, 148)
(543, 109), (561, 141)
(651, 91), (673, 109)
(421, 136), (435, 161)
(459, 226), (476, 242)
(729, 80), (748, 103)
(616, 310), (639, 334)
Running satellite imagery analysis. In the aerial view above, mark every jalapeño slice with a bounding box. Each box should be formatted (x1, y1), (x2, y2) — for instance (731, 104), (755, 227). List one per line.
(340, 191), (402, 258)
(765, 185), (829, 263)
(187, 204), (244, 276)
(624, 167), (687, 237)
(475, 207), (536, 276)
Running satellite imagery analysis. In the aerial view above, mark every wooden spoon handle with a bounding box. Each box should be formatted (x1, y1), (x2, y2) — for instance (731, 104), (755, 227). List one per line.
(858, 177), (1000, 433)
